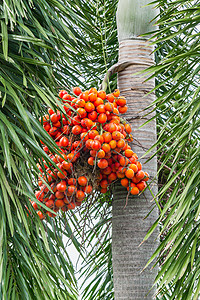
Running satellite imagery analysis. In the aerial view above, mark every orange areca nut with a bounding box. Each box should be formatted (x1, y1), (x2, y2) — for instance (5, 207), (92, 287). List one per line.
(98, 90), (106, 100)
(97, 149), (105, 158)
(98, 159), (108, 169)
(78, 176), (87, 186)
(113, 89), (120, 97)
(137, 181), (147, 191)
(121, 178), (129, 188)
(73, 87), (82, 96)
(125, 149), (134, 158)
(106, 94), (115, 103)
(130, 186), (140, 195)
(136, 170), (145, 180)
(116, 97), (126, 107)
(125, 169), (134, 179)
(35, 87), (150, 218)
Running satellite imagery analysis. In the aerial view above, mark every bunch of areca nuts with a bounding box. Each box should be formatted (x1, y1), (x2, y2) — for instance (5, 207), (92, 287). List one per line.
(31, 87), (149, 219)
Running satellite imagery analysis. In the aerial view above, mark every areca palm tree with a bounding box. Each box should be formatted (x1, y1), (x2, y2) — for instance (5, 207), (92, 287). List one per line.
(1, 0), (200, 299)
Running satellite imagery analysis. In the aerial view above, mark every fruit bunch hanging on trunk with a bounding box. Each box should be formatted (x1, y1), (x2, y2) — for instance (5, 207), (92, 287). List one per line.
(31, 87), (149, 219)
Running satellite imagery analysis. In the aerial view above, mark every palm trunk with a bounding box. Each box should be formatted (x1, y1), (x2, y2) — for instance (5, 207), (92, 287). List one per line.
(112, 1), (159, 299)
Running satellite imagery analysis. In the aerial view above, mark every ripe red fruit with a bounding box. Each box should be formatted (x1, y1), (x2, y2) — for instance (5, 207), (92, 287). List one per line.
(102, 143), (110, 153)
(37, 211), (45, 220)
(88, 111), (97, 121)
(80, 92), (89, 101)
(85, 102), (95, 112)
(62, 161), (72, 171)
(98, 113), (107, 124)
(130, 186), (140, 195)
(100, 179), (108, 188)
(103, 166), (112, 175)
(50, 113), (59, 123)
(73, 87), (82, 96)
(57, 182), (67, 192)
(57, 170), (67, 179)
(107, 122), (117, 133)
(96, 104), (106, 113)
(125, 123), (132, 134)
(80, 132), (89, 141)
(60, 137), (69, 147)
(108, 172), (117, 182)
(77, 108), (86, 118)
(89, 130), (99, 139)
(91, 140), (101, 151)
(62, 125), (70, 134)
(121, 178), (129, 187)
(94, 98), (104, 107)
(106, 94), (115, 103)
(102, 132), (112, 143)
(105, 102), (114, 112)
(98, 159), (108, 169)
(53, 121), (61, 128)
(76, 190), (85, 201)
(136, 161), (142, 171)
(72, 125), (82, 135)
(119, 157), (129, 167)
(94, 135), (104, 144)
(97, 90), (106, 100)
(68, 178), (76, 185)
(101, 188), (107, 194)
(85, 139), (93, 149)
(78, 176), (87, 186)
(137, 181), (147, 191)
(83, 185), (93, 194)
(67, 185), (76, 195)
(45, 200), (54, 208)
(55, 200), (65, 208)
(117, 139), (126, 149)
(63, 93), (72, 101)
(89, 92), (97, 102)
(136, 170), (145, 180)
(55, 191), (64, 199)
(85, 118), (93, 128)
(129, 164), (138, 173)
(125, 169), (134, 179)
(59, 90), (68, 98)
(125, 149), (134, 158)
(112, 131), (121, 140)
(88, 157), (94, 166)
(109, 140), (117, 149)
(90, 150), (97, 157)
(116, 97), (126, 107)
(43, 123), (51, 132)
(97, 149), (105, 158)
(118, 106), (128, 114)
(113, 89), (120, 97)
(76, 99), (85, 108)
(49, 127), (58, 136)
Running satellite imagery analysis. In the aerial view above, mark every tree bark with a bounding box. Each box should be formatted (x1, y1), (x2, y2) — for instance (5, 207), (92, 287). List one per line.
(112, 2), (159, 298)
